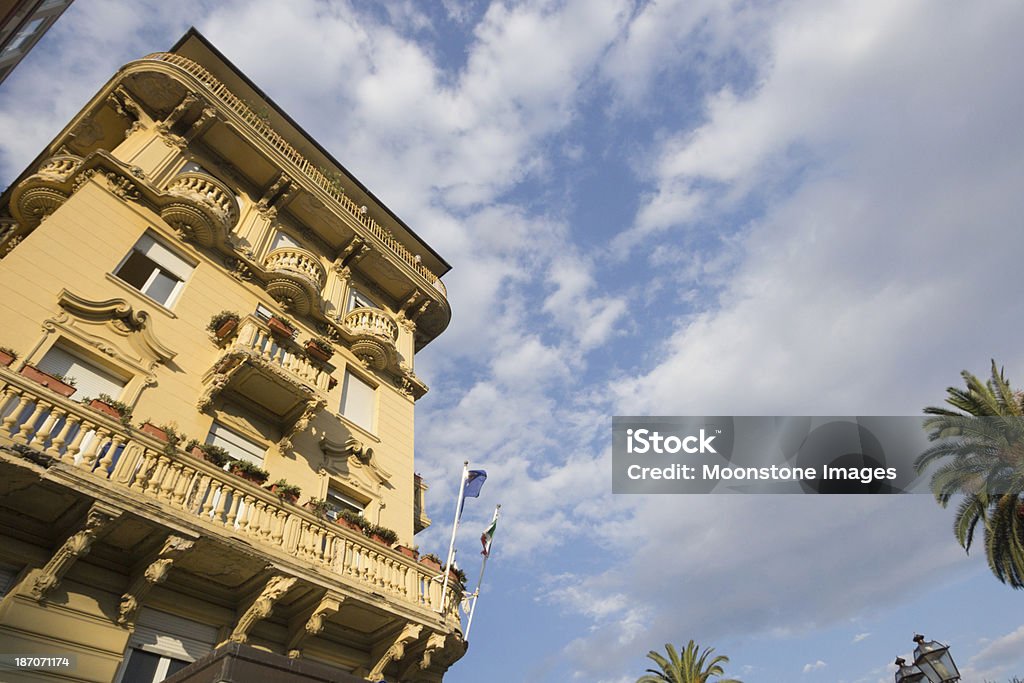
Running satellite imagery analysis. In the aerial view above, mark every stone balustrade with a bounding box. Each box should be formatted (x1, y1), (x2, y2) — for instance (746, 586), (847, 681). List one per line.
(0, 367), (457, 620)
(160, 171), (240, 247)
(343, 307), (399, 342)
(232, 316), (332, 392)
(263, 246), (326, 291)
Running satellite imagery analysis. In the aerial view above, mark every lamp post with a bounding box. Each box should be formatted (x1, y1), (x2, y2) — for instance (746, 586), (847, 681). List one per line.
(894, 635), (960, 683)
(894, 657), (927, 683)
(911, 634), (960, 683)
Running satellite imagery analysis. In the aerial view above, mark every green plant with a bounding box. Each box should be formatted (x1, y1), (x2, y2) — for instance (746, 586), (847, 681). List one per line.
(367, 524), (398, 545)
(228, 459), (269, 484)
(420, 552), (442, 565)
(268, 479), (301, 501)
(82, 394), (133, 425)
(307, 337), (333, 355)
(305, 498), (331, 518)
(338, 508), (369, 531)
(185, 440), (230, 467)
(637, 641), (741, 683)
(49, 372), (76, 387)
(270, 314), (295, 330)
(207, 310), (240, 333)
(0, 346), (17, 360)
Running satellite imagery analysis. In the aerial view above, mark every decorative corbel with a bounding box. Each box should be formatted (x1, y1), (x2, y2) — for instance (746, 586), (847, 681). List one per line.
(27, 503), (121, 601)
(410, 299), (431, 323)
(367, 623), (423, 682)
(256, 172), (293, 217)
(110, 86), (148, 124)
(338, 236), (370, 268)
(184, 106), (218, 143)
(286, 593), (345, 658)
(118, 535), (195, 626)
(398, 631), (446, 681)
(155, 93), (198, 135)
(227, 574), (297, 643)
(279, 396), (326, 452)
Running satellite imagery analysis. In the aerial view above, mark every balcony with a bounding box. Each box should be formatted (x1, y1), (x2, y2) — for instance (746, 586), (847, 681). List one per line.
(0, 366), (461, 625)
(201, 316), (329, 444)
(262, 247), (326, 316)
(9, 153), (83, 228)
(160, 171), (240, 247)
(341, 307), (399, 371)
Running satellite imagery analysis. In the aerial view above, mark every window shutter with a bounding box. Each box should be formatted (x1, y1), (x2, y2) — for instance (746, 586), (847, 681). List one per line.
(36, 347), (127, 399)
(135, 234), (194, 280)
(131, 608), (217, 662)
(341, 371), (375, 432)
(206, 423), (266, 465)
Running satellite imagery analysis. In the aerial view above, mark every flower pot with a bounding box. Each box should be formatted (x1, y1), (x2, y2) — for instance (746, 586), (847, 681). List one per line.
(336, 517), (362, 533)
(304, 340), (332, 363)
(371, 533), (389, 546)
(395, 545), (418, 560)
(141, 422), (169, 442)
(88, 399), (122, 420)
(419, 556), (441, 572)
(215, 318), (238, 340)
(267, 316), (294, 338)
(0, 349), (15, 367)
(229, 465), (267, 485)
(268, 484), (299, 505)
(20, 364), (76, 397)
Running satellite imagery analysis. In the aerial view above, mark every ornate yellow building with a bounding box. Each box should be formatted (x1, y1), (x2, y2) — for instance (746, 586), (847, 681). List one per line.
(0, 28), (465, 683)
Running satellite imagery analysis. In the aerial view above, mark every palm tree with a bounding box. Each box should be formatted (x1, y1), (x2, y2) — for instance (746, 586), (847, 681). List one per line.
(915, 360), (1024, 588)
(637, 641), (742, 683)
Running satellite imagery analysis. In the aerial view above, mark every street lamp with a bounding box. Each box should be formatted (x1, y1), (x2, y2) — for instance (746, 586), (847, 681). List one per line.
(911, 634), (960, 683)
(894, 657), (927, 683)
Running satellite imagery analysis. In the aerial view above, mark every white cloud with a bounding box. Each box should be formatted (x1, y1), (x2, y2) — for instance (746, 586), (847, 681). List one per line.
(803, 660), (827, 673)
(961, 624), (1024, 682)
(853, 632), (871, 643)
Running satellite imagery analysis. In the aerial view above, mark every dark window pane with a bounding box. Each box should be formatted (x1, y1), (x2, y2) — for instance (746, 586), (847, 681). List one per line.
(121, 649), (160, 683)
(161, 658), (190, 679)
(116, 251), (156, 290)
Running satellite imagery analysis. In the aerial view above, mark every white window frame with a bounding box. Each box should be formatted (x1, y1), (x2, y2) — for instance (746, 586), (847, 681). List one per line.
(347, 288), (378, 311)
(205, 421), (266, 466)
(114, 232), (194, 308)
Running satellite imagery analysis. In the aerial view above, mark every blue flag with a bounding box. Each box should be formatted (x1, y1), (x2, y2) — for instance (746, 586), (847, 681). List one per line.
(458, 470), (487, 519)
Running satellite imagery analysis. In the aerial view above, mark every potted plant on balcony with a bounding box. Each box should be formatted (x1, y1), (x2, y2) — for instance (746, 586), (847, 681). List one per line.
(185, 440), (230, 467)
(83, 394), (132, 425)
(139, 422), (183, 455)
(367, 523), (398, 547)
(267, 315), (296, 339)
(393, 543), (419, 560)
(304, 498), (331, 519)
(227, 459), (269, 485)
(207, 311), (240, 341)
(267, 479), (301, 505)
(304, 336), (334, 363)
(336, 509), (368, 534)
(418, 553), (442, 572)
(19, 364), (77, 397)
(0, 346), (17, 367)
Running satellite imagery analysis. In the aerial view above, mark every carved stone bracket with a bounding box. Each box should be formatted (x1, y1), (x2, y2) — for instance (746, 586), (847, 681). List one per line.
(279, 396), (326, 452)
(286, 593), (345, 658)
(227, 574), (297, 644)
(398, 632), (467, 682)
(27, 503), (121, 602)
(367, 623), (423, 682)
(319, 435), (391, 486)
(118, 535), (195, 626)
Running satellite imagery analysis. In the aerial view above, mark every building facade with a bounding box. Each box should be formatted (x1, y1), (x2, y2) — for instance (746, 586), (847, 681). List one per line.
(0, 29), (465, 683)
(0, 0), (75, 86)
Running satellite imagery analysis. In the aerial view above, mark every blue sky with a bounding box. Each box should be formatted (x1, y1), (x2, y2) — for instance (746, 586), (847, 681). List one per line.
(2, 1), (1024, 681)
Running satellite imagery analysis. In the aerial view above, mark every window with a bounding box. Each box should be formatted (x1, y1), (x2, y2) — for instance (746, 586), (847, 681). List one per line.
(340, 370), (375, 432)
(114, 608), (216, 683)
(325, 487), (365, 520)
(36, 345), (127, 399)
(114, 233), (194, 307)
(347, 288), (377, 311)
(205, 422), (266, 465)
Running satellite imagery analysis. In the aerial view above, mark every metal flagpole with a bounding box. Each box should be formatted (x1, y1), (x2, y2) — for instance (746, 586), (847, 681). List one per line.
(439, 461), (468, 611)
(465, 504), (500, 640)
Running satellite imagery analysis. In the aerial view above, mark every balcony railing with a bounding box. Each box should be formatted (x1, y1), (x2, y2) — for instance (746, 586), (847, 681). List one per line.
(138, 52), (446, 296)
(231, 316), (331, 392)
(343, 307), (399, 341)
(0, 367), (458, 620)
(161, 171), (240, 247)
(263, 246), (326, 291)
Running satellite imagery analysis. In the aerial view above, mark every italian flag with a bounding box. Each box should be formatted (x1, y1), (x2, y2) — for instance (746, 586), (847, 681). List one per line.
(480, 509), (498, 557)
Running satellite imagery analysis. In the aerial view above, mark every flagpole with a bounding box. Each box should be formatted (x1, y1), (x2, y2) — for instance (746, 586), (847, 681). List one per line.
(439, 461), (468, 611)
(465, 504), (500, 640)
